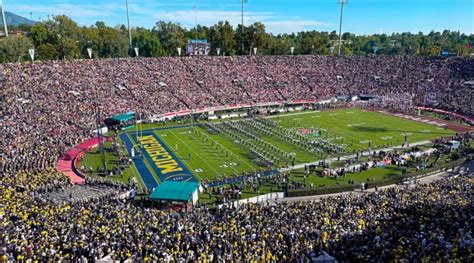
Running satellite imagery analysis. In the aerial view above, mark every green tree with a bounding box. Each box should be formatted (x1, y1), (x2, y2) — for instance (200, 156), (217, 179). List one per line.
(4, 15), (474, 61)
(36, 43), (60, 60)
(268, 34), (295, 55)
(96, 21), (129, 58)
(0, 36), (33, 63)
(188, 25), (209, 40)
(209, 21), (236, 55)
(153, 21), (187, 56)
(247, 22), (269, 54)
(29, 22), (52, 46)
(79, 26), (101, 58)
(132, 28), (165, 57)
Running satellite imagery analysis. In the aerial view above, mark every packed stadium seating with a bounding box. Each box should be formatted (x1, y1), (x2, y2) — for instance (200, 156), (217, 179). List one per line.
(1, 55), (473, 261)
(2, 56), (473, 173)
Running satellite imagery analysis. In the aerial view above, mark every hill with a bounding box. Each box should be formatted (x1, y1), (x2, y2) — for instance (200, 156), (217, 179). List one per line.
(2, 11), (36, 26)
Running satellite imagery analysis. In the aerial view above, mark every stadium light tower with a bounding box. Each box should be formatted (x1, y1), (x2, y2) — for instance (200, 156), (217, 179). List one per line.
(240, 0), (248, 55)
(0, 0), (8, 37)
(337, 0), (348, 56)
(125, 0), (132, 48)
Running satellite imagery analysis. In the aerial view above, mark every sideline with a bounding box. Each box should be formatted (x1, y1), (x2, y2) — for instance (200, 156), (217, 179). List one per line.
(265, 110), (321, 118)
(279, 166), (464, 203)
(278, 140), (432, 172)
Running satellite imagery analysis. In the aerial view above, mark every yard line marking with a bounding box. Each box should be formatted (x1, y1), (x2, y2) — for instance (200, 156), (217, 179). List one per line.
(154, 130), (204, 181)
(265, 110), (320, 119)
(209, 137), (255, 170)
(168, 129), (227, 178)
(347, 122), (366, 127)
(195, 128), (255, 170)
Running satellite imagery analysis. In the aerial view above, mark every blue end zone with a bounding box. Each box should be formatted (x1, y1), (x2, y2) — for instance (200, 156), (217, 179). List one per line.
(121, 125), (279, 189)
(120, 133), (159, 190)
(121, 130), (197, 190)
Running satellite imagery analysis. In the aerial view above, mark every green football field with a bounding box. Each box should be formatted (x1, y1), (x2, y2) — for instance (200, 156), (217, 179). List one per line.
(152, 128), (259, 181)
(273, 109), (454, 150)
(128, 108), (455, 181)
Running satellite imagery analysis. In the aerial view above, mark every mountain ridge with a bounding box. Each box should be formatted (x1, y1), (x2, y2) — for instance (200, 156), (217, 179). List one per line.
(1, 11), (36, 27)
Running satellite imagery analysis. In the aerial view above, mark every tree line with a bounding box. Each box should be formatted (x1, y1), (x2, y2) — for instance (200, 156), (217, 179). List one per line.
(0, 15), (472, 63)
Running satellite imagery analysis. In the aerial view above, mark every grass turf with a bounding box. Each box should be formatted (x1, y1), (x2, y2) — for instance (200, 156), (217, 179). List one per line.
(146, 108), (454, 180)
(153, 128), (258, 181)
(84, 108), (456, 189)
(274, 108), (454, 151)
(77, 142), (146, 192)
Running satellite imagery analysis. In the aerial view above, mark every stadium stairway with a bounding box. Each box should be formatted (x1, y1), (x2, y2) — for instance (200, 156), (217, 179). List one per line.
(43, 185), (122, 204)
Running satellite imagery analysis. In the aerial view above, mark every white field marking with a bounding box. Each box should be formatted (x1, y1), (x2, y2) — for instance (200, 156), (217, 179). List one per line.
(279, 140), (432, 172)
(329, 136), (344, 141)
(329, 113), (339, 116)
(381, 110), (448, 127)
(219, 162), (238, 168)
(311, 115), (321, 118)
(345, 111), (355, 114)
(265, 110), (320, 119)
(360, 140), (372, 144)
(195, 168), (203, 173)
(347, 122), (366, 127)
(436, 127), (443, 130)
(381, 136), (393, 140)
(159, 134), (167, 137)
(153, 131), (204, 181)
(168, 130), (226, 175)
(401, 133), (412, 136)
(420, 130), (431, 133)
(204, 131), (255, 169)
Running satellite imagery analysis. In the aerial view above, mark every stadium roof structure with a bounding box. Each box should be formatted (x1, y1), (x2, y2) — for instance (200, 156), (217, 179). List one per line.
(104, 113), (135, 126)
(150, 181), (199, 203)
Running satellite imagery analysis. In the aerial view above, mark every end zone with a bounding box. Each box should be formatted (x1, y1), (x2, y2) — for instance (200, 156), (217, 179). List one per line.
(120, 131), (197, 189)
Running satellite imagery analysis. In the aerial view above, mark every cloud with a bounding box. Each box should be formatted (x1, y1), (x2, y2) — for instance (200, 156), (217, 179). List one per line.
(9, 2), (331, 34)
(150, 10), (276, 27)
(265, 20), (332, 34)
(10, 4), (119, 19)
(146, 10), (330, 34)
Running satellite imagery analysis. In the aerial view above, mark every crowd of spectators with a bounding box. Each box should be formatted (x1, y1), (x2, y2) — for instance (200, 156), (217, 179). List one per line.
(1, 167), (471, 261)
(2, 55), (473, 174)
(1, 55), (473, 261)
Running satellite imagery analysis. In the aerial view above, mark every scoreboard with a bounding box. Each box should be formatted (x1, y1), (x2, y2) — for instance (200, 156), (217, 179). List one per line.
(186, 39), (210, 56)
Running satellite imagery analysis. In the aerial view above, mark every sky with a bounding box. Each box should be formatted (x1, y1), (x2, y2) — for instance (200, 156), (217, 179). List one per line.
(6, 0), (474, 35)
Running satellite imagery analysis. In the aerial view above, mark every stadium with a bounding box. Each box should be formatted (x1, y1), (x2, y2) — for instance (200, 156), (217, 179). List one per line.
(1, 0), (473, 262)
